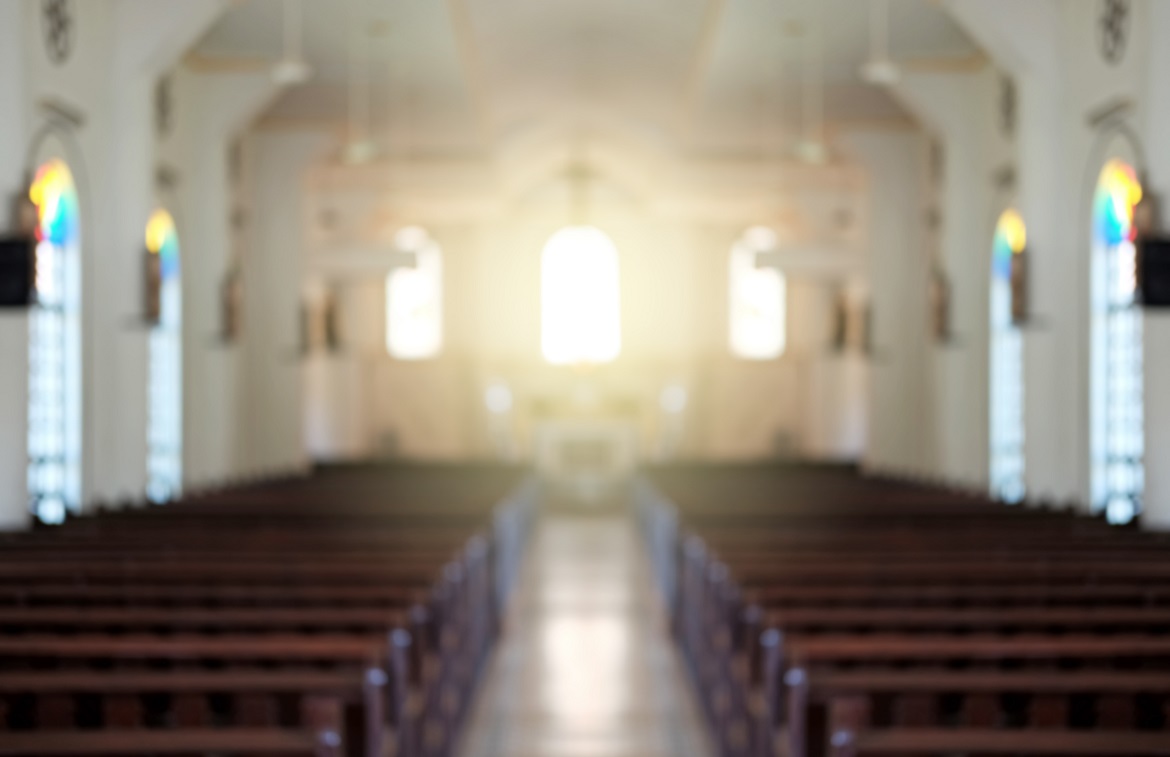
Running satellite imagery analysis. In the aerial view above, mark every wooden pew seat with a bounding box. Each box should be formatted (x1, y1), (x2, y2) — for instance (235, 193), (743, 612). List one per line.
(0, 727), (343, 756)
(0, 670), (377, 757)
(831, 728), (1170, 756)
(787, 668), (1170, 757)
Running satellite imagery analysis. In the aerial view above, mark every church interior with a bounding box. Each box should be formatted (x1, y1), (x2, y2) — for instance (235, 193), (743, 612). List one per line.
(2, 0), (1170, 755)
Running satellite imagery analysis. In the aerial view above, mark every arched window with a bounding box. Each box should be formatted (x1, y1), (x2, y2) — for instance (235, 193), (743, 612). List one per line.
(145, 209), (182, 502)
(729, 226), (786, 360)
(989, 209), (1026, 503)
(27, 159), (82, 524)
(386, 227), (443, 360)
(541, 226), (621, 365)
(1090, 160), (1144, 524)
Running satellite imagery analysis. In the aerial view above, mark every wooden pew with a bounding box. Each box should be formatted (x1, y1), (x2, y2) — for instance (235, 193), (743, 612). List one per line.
(636, 463), (1170, 757)
(0, 606), (410, 631)
(0, 569), (486, 757)
(739, 583), (1170, 608)
(702, 613), (1170, 757)
(0, 619), (416, 755)
(726, 604), (1170, 703)
(826, 694), (1170, 757)
(0, 583), (428, 608)
(0, 464), (534, 757)
(678, 553), (1170, 711)
(0, 603), (460, 745)
(0, 671), (363, 757)
(752, 632), (1170, 757)
(788, 669), (1170, 757)
(0, 725), (346, 756)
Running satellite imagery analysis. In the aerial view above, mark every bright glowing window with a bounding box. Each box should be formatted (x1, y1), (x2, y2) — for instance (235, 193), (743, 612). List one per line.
(146, 209), (182, 503)
(1090, 159), (1143, 524)
(27, 158), (82, 524)
(386, 227), (443, 360)
(730, 226), (786, 360)
(989, 209), (1025, 503)
(541, 226), (621, 365)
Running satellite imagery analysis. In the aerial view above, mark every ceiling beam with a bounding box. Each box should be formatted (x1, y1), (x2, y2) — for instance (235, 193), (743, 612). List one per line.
(898, 51), (989, 74)
(679, 0), (729, 141)
(184, 52), (272, 74)
(444, 0), (492, 145)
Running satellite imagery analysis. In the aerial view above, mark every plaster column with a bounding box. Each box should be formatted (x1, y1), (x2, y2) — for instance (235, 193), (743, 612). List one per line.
(89, 0), (229, 506)
(1140, 0), (1170, 529)
(0, 1), (29, 529)
(839, 129), (933, 478)
(242, 130), (333, 477)
(888, 67), (998, 490)
(172, 68), (284, 490)
(944, 0), (1080, 506)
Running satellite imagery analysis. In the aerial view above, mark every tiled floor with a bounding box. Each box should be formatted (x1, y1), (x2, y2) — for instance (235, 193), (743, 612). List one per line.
(456, 512), (714, 757)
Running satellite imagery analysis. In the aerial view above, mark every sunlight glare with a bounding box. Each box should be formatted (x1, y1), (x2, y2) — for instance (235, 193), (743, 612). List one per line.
(386, 241), (443, 360)
(541, 226), (621, 365)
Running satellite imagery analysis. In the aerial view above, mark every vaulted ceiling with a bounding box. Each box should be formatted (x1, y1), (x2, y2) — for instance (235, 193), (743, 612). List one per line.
(193, 0), (981, 160)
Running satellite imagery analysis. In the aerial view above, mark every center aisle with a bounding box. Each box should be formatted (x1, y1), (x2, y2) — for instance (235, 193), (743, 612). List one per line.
(457, 511), (714, 757)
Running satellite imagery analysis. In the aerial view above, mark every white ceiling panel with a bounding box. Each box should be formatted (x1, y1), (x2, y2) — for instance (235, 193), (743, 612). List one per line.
(193, 0), (979, 156)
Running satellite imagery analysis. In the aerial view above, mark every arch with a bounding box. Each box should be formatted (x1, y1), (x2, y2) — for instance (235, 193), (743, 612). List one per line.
(27, 158), (82, 524)
(540, 225), (621, 365)
(729, 226), (787, 360)
(1090, 158), (1143, 524)
(989, 208), (1026, 503)
(145, 208), (182, 502)
(386, 227), (443, 360)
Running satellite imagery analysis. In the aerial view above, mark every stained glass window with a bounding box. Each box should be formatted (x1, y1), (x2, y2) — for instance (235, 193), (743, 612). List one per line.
(145, 209), (182, 502)
(989, 209), (1025, 503)
(1090, 159), (1143, 524)
(27, 158), (82, 524)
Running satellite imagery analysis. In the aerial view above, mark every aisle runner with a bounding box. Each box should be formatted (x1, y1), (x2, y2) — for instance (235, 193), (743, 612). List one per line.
(457, 513), (713, 757)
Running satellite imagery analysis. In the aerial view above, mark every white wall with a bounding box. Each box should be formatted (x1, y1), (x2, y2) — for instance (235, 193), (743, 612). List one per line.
(22, 0), (120, 510)
(0, 0), (302, 529)
(2, 2), (874, 531)
(941, 0), (1170, 526)
(299, 157), (871, 466)
(11, 0), (1170, 532)
(0, 1), (31, 529)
